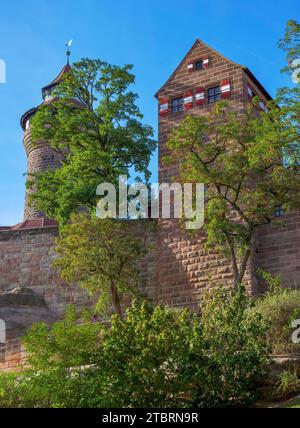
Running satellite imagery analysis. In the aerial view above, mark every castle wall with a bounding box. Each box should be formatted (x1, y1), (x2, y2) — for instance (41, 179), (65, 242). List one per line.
(0, 339), (25, 372)
(0, 226), (92, 324)
(256, 210), (300, 290)
(2, 40), (300, 371)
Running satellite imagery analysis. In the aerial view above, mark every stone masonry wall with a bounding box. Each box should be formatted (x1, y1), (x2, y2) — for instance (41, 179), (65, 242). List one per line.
(2, 40), (300, 371)
(0, 339), (26, 372)
(23, 128), (61, 220)
(256, 210), (300, 290)
(0, 226), (92, 323)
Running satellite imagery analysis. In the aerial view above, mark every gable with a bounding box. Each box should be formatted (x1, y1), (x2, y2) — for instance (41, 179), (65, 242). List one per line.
(155, 39), (272, 102)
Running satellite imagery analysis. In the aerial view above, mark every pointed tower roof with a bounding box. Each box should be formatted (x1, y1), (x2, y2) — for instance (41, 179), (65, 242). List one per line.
(21, 63), (72, 130)
(41, 63), (71, 95)
(155, 39), (272, 101)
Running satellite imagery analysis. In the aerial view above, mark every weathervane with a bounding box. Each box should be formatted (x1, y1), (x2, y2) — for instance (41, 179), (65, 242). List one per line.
(66, 39), (73, 65)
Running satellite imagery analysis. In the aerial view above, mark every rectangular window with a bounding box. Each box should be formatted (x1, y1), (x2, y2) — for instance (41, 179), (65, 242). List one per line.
(208, 86), (221, 103)
(247, 86), (256, 99)
(195, 60), (203, 70)
(171, 97), (184, 113)
(275, 206), (284, 217)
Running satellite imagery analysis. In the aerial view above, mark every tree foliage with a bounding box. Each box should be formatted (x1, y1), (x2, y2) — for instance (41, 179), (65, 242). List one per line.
(53, 214), (149, 315)
(0, 287), (269, 408)
(165, 20), (300, 287)
(251, 271), (300, 355)
(277, 20), (300, 153)
(28, 59), (156, 225)
(166, 100), (300, 286)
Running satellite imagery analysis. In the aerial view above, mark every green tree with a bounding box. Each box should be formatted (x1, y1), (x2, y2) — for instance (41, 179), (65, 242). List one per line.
(277, 20), (300, 157)
(166, 100), (300, 287)
(166, 20), (300, 288)
(53, 214), (148, 315)
(28, 59), (156, 225)
(199, 284), (270, 406)
(0, 307), (104, 408)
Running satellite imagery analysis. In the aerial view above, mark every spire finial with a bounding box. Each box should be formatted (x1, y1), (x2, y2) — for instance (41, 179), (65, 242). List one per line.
(66, 39), (73, 65)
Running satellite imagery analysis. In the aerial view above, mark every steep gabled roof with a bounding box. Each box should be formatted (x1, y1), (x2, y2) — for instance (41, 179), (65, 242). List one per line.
(155, 38), (272, 101)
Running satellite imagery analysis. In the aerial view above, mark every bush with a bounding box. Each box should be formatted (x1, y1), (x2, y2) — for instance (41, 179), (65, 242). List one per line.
(251, 272), (300, 355)
(0, 286), (270, 408)
(198, 284), (270, 406)
(275, 369), (300, 400)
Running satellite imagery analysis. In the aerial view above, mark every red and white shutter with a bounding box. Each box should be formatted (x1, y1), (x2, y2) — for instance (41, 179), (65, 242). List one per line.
(220, 79), (231, 99)
(187, 62), (194, 72)
(195, 87), (205, 105)
(184, 90), (193, 110)
(203, 57), (209, 68)
(159, 98), (169, 116)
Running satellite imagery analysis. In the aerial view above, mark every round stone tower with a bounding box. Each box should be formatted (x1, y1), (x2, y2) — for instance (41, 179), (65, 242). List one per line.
(20, 64), (71, 220)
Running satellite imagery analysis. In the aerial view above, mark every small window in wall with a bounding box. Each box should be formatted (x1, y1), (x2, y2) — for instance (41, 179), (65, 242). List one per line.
(195, 60), (203, 70)
(208, 86), (221, 103)
(247, 86), (256, 99)
(25, 119), (30, 130)
(275, 206), (284, 217)
(171, 97), (184, 113)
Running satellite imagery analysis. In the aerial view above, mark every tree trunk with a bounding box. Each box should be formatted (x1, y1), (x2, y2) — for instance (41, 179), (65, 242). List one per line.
(227, 242), (239, 288)
(231, 248), (251, 290)
(237, 248), (251, 284)
(110, 281), (122, 315)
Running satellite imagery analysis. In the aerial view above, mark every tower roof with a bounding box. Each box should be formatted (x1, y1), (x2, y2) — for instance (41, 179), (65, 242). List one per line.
(20, 63), (71, 130)
(41, 63), (71, 94)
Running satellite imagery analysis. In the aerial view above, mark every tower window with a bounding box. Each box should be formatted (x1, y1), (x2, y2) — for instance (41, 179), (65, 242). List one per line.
(208, 86), (221, 103)
(247, 86), (256, 99)
(171, 97), (184, 113)
(195, 60), (203, 70)
(275, 206), (284, 217)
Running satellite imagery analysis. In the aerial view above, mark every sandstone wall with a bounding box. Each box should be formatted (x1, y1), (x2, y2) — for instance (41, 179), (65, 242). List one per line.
(155, 40), (262, 301)
(256, 210), (300, 290)
(0, 226), (92, 329)
(23, 128), (61, 220)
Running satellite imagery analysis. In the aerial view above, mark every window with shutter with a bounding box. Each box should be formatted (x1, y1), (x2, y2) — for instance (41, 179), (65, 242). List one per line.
(171, 97), (184, 113)
(159, 98), (169, 116)
(183, 91), (193, 110)
(208, 86), (221, 103)
(195, 87), (206, 105)
(220, 80), (231, 99)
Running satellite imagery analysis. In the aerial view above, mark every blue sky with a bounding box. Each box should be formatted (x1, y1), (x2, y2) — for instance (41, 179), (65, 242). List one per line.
(0, 0), (298, 225)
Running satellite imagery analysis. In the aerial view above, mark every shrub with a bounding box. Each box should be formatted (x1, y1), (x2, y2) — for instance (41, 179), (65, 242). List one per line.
(251, 272), (300, 355)
(0, 306), (105, 408)
(0, 286), (270, 408)
(198, 284), (270, 407)
(275, 369), (300, 400)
